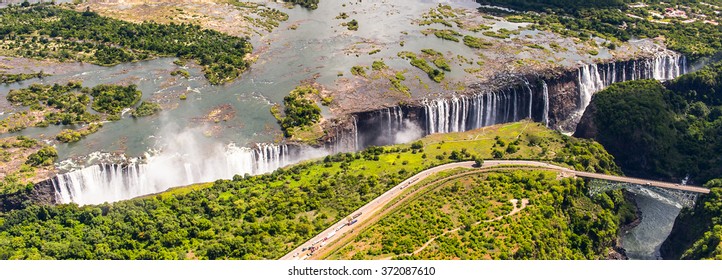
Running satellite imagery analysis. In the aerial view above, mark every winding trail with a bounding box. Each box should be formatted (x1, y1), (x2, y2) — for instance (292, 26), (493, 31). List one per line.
(395, 198), (530, 258)
(279, 160), (707, 260)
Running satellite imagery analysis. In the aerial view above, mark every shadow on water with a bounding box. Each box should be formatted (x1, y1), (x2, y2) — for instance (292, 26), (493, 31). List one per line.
(620, 188), (683, 260)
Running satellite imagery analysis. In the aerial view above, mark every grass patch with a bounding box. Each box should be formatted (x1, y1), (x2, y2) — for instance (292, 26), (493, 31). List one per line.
(398, 51), (445, 83)
(482, 28), (519, 39)
(372, 60), (387, 71)
(342, 19), (359, 31)
(351, 65), (367, 77)
(463, 35), (493, 49)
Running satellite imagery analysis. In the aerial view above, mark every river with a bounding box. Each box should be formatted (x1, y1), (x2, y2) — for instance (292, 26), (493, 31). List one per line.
(620, 188), (684, 260)
(1, 1), (683, 206)
(2, 0), (490, 161)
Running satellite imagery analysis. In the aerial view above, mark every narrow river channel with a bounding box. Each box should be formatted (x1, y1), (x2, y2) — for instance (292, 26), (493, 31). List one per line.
(620, 189), (683, 260)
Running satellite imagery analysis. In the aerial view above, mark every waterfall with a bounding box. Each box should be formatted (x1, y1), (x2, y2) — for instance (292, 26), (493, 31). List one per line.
(51, 143), (307, 205)
(524, 80), (533, 119)
(422, 52), (687, 134)
(573, 52), (687, 122)
(422, 86), (534, 134)
(328, 116), (360, 154)
(385, 106), (406, 138)
(486, 92), (494, 127)
(47, 52), (690, 206)
(652, 53), (686, 81)
(577, 64), (604, 112)
(542, 81), (549, 126)
(352, 116), (359, 151)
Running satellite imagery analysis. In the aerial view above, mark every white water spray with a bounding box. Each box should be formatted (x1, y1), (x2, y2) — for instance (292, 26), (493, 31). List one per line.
(51, 126), (331, 206)
(542, 81), (549, 126)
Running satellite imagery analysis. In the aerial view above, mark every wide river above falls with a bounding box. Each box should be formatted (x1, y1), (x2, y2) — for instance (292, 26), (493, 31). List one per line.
(1, 3), (692, 252)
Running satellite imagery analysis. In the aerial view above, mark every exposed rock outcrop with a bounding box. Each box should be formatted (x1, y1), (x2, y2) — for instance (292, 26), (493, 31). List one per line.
(573, 100), (598, 139)
(0, 179), (58, 212)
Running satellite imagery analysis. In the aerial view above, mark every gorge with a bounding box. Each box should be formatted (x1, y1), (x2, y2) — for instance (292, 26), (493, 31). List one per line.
(31, 51), (688, 206)
(3, 0), (722, 262)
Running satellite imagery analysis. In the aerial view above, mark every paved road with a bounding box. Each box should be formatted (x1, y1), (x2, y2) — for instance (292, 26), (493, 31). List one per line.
(279, 160), (708, 260)
(279, 161), (476, 260)
(479, 160), (709, 194)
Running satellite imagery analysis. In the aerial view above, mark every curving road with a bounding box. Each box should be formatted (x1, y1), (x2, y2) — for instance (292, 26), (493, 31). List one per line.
(279, 160), (708, 260)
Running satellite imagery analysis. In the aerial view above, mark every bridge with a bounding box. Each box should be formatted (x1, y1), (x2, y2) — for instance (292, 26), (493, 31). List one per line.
(481, 160), (709, 194)
(587, 179), (701, 208)
(484, 161), (707, 208)
(281, 160), (708, 260)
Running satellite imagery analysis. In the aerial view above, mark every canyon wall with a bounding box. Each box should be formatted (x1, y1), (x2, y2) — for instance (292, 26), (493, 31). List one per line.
(21, 52), (687, 206)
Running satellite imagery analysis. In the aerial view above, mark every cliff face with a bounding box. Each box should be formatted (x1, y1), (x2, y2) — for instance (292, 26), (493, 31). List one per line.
(661, 185), (722, 260)
(546, 71), (583, 132)
(0, 179), (58, 212)
(329, 53), (687, 152)
(659, 205), (708, 259)
(573, 100), (598, 139)
(327, 70), (583, 152)
(21, 54), (688, 208)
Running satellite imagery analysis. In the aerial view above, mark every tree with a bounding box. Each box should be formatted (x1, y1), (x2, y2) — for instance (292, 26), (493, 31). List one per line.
(25, 146), (57, 166)
(411, 141), (424, 150)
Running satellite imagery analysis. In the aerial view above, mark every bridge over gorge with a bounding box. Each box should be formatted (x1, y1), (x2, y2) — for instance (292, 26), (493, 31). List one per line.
(587, 180), (702, 208)
(507, 162), (707, 208)
(482, 160), (709, 195)
(281, 160), (709, 260)
(568, 168), (707, 208)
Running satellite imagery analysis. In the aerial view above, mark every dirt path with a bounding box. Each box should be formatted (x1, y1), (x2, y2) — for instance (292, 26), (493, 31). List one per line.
(396, 198), (530, 258)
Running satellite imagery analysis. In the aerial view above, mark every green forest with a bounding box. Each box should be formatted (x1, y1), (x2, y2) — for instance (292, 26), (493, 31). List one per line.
(131, 101), (162, 118)
(662, 180), (722, 259)
(575, 61), (722, 183)
(0, 136), (56, 195)
(89, 85), (142, 115)
(329, 170), (633, 260)
(0, 4), (252, 84)
(272, 85), (322, 139)
(1, 82), (146, 144)
(5, 82), (143, 127)
(283, 0), (320, 10)
(476, 0), (626, 11)
(0, 72), (48, 84)
(575, 61), (722, 260)
(0, 122), (624, 259)
(476, 0), (722, 59)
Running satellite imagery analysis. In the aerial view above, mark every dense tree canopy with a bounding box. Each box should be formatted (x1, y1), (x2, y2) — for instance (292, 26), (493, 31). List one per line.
(0, 122), (624, 259)
(477, 0), (722, 59)
(273, 85), (322, 138)
(131, 101), (162, 118)
(476, 0), (626, 11)
(283, 0), (320, 10)
(6, 82), (143, 125)
(0, 4), (252, 84)
(24, 146), (57, 167)
(662, 180), (722, 259)
(576, 62), (722, 183)
(89, 85), (142, 115)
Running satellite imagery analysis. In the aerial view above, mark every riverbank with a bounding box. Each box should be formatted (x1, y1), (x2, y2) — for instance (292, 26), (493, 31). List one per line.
(609, 191), (642, 260)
